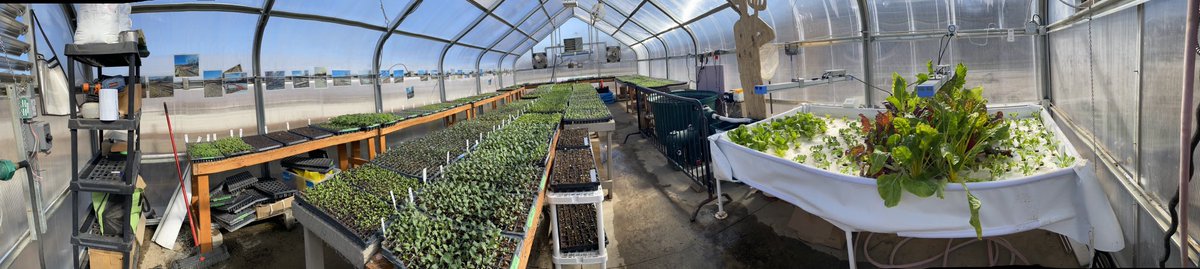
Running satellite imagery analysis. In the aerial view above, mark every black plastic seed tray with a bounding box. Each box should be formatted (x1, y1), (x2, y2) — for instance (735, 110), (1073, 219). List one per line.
(223, 171), (258, 193)
(210, 189), (234, 208)
(289, 127), (333, 140)
(215, 208), (256, 228)
(241, 135), (283, 152)
(563, 116), (613, 125)
(557, 204), (601, 253)
(293, 195), (381, 249)
(557, 129), (590, 150)
(252, 179), (297, 200)
(214, 189), (268, 213)
(265, 131), (308, 146)
(281, 156), (336, 173)
(312, 123), (361, 135)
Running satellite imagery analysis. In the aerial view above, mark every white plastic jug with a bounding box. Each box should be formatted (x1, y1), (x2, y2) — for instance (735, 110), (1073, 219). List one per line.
(99, 88), (118, 121)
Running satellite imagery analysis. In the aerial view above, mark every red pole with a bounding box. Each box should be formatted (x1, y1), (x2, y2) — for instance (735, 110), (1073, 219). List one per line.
(163, 102), (199, 246)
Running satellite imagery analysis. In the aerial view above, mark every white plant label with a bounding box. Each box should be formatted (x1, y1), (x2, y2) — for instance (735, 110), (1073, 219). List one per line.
(239, 128), (244, 137)
(286, 122), (291, 130)
(381, 218), (387, 238)
(1007, 29), (1015, 42)
(422, 168), (428, 184)
(446, 151), (451, 164)
(408, 188), (415, 204)
(390, 191), (398, 209)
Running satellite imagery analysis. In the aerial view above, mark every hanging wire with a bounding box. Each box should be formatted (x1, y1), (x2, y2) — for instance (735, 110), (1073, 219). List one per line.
(378, 0), (390, 24)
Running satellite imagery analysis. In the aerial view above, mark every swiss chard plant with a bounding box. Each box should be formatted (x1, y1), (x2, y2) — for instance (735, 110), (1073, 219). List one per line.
(854, 62), (1010, 238)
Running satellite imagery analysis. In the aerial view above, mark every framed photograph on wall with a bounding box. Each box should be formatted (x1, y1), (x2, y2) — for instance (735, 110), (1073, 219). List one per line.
(332, 70), (351, 86)
(314, 67), (329, 88)
(174, 54), (199, 77)
(147, 76), (174, 98)
(292, 70), (310, 88)
(203, 70), (222, 97)
(224, 72), (248, 94)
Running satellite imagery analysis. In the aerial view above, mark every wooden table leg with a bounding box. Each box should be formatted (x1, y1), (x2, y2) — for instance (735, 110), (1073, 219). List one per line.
(195, 174), (213, 253)
(379, 135), (387, 154)
(337, 144), (350, 170)
(367, 138), (377, 159)
(350, 141), (362, 167)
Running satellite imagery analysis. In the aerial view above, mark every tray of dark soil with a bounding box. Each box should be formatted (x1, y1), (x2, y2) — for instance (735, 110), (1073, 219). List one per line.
(240, 135), (283, 152)
(289, 127), (333, 140)
(252, 179), (297, 200)
(264, 131), (308, 146)
(281, 156), (336, 173)
(557, 204), (601, 253)
(563, 116), (613, 125)
(549, 148), (599, 192)
(223, 171), (259, 193)
(556, 128), (590, 150)
(214, 189), (268, 213)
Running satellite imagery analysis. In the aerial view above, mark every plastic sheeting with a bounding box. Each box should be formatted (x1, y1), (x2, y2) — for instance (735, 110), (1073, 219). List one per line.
(708, 104), (1124, 252)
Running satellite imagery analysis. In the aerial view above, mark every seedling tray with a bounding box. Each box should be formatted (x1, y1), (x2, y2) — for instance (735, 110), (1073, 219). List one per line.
(265, 131), (308, 146)
(214, 189), (268, 213)
(281, 156), (336, 173)
(293, 195), (381, 250)
(252, 179), (297, 200)
(289, 127), (333, 140)
(241, 135), (283, 152)
(223, 171), (258, 193)
(379, 217), (524, 269)
(556, 129), (590, 150)
(563, 116), (613, 125)
(83, 155), (128, 182)
(209, 189), (234, 208)
(311, 124), (361, 135)
(188, 143), (225, 163)
(216, 208), (257, 231)
(549, 148), (599, 192)
(222, 148), (253, 158)
(556, 204), (601, 253)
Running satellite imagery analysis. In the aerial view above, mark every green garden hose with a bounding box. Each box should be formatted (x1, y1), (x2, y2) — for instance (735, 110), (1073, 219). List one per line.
(0, 160), (17, 181)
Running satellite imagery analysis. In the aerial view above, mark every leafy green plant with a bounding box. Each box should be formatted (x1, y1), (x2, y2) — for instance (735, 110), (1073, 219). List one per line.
(617, 75), (683, 88)
(1054, 153), (1075, 168)
(212, 137), (254, 156)
(342, 165), (421, 199)
(301, 178), (392, 238)
(188, 142), (222, 159)
(855, 62), (1009, 238)
(417, 180), (531, 233)
(382, 205), (509, 268)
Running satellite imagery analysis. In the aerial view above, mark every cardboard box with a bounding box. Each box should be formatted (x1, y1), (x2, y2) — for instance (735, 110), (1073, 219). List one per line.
(88, 213), (146, 269)
(787, 206), (846, 250)
(256, 196), (294, 219)
(118, 84), (141, 117)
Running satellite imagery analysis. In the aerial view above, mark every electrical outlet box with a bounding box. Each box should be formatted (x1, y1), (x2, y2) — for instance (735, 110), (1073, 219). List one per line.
(915, 80), (940, 98)
(23, 121), (51, 154)
(18, 96), (35, 120)
(784, 44), (800, 56)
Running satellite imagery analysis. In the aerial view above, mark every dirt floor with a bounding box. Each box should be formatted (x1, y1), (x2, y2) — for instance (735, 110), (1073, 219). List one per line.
(135, 101), (1083, 269)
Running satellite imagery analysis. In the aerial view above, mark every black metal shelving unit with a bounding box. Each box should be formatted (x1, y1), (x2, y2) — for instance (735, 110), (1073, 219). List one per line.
(65, 41), (147, 269)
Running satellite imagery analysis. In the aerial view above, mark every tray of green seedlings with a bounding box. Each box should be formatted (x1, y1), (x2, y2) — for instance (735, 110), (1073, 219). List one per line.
(556, 128), (590, 150)
(214, 137), (255, 158)
(334, 113), (404, 130)
(564, 107), (613, 124)
(522, 85), (554, 99)
(340, 165), (422, 204)
(376, 142), (451, 179)
(475, 123), (556, 167)
(415, 102), (459, 113)
(416, 180), (535, 236)
(187, 142), (224, 163)
(512, 113), (562, 125)
(311, 121), (362, 135)
(380, 206), (522, 269)
(296, 177), (394, 248)
(443, 156), (545, 195)
(617, 75), (685, 89)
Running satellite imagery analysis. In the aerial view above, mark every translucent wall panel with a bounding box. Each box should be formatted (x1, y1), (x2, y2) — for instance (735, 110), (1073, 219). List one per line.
(643, 37), (667, 59)
(661, 28), (693, 57)
(758, 42), (864, 109)
(495, 31), (528, 52)
(1140, 0), (1195, 213)
(954, 0), (1031, 29)
(761, 0), (799, 42)
(667, 58), (691, 85)
(275, 0), (409, 26)
(380, 34), (445, 113)
(398, 0), (481, 40)
(480, 52), (505, 92)
(444, 45), (483, 99)
(31, 5), (80, 82)
(655, 0), (725, 22)
(461, 16), (510, 47)
(868, 35), (1035, 105)
(128, 11), (257, 154)
(620, 23), (654, 41)
(649, 59), (667, 78)
(261, 17), (378, 133)
(503, 54), (517, 86)
(688, 8), (736, 52)
(795, 0), (861, 39)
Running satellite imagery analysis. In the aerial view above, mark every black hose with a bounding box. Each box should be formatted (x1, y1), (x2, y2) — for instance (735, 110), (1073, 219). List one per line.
(1160, 98), (1200, 267)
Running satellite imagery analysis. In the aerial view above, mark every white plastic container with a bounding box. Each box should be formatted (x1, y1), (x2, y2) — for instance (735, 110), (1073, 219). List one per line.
(99, 88), (119, 121)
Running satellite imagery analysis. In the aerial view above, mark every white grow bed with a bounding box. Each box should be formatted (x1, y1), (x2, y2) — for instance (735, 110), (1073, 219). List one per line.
(708, 103), (1124, 256)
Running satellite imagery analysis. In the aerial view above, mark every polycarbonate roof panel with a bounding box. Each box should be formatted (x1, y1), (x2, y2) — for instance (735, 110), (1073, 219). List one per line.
(274, 0), (411, 27)
(598, 3), (625, 27)
(380, 33), (448, 72)
(398, 0), (483, 40)
(471, 0), (500, 9)
(620, 22), (653, 41)
(495, 32), (528, 52)
(520, 12), (549, 33)
(611, 30), (637, 45)
(687, 8), (737, 51)
(133, 0), (262, 7)
(654, 0), (725, 22)
(493, 0), (539, 23)
(461, 16), (509, 47)
(661, 28), (692, 56)
(607, 0), (640, 14)
(631, 4), (676, 34)
(593, 20), (620, 36)
(481, 51), (505, 69)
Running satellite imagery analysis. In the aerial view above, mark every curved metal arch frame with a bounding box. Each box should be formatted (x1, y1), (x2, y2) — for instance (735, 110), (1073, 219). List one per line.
(475, 0), (558, 93)
(436, 0), (509, 102)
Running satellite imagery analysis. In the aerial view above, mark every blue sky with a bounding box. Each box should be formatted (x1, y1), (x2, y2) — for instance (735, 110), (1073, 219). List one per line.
(112, 4), (618, 78)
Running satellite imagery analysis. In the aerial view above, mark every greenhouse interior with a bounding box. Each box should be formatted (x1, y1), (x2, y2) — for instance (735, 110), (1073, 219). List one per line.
(1, 0), (1200, 268)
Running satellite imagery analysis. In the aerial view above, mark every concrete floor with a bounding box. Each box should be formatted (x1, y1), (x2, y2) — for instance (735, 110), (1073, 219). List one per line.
(135, 101), (1084, 268)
